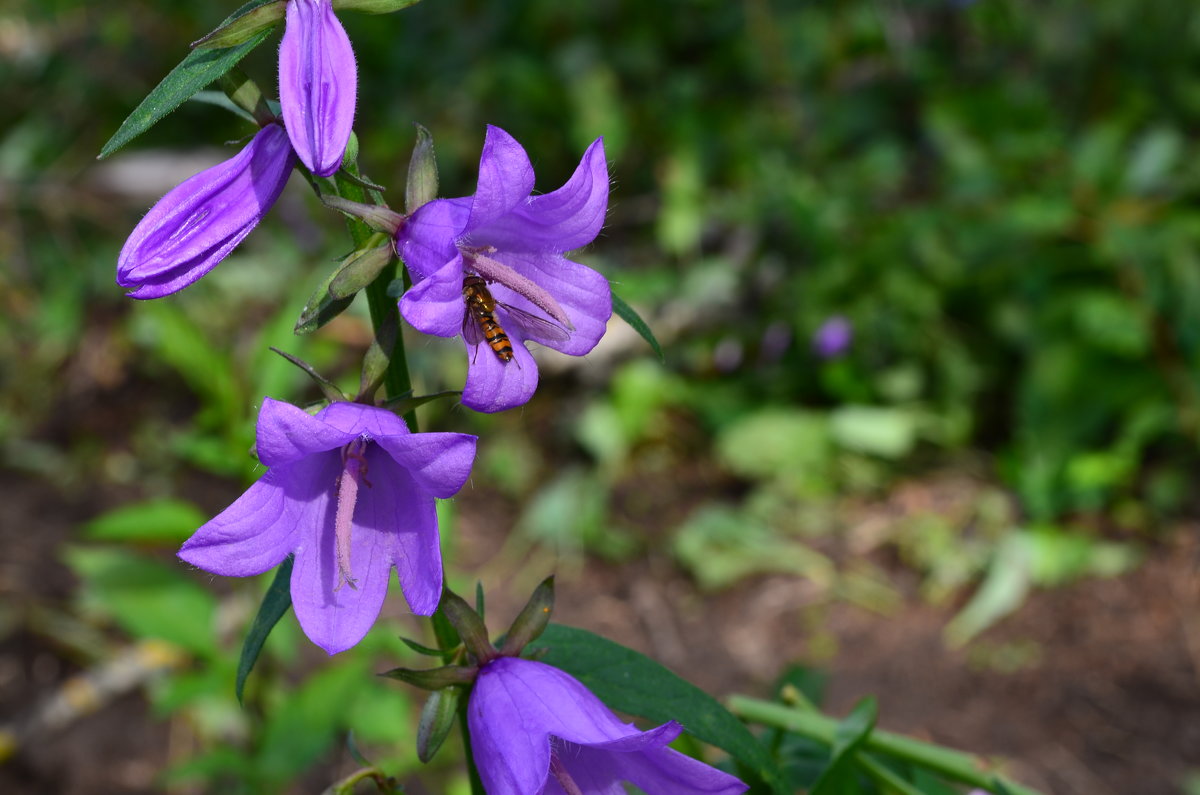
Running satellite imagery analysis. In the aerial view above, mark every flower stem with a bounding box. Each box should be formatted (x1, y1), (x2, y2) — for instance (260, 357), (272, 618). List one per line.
(727, 696), (1042, 795)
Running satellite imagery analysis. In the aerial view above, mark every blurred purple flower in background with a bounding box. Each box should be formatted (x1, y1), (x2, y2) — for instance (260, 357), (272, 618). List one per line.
(468, 656), (748, 794)
(812, 315), (853, 359)
(279, 0), (357, 176)
(394, 125), (611, 413)
(116, 123), (295, 298)
(179, 398), (476, 654)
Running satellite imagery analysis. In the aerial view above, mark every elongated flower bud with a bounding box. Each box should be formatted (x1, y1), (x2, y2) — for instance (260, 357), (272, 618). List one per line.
(117, 124), (295, 299)
(279, 0), (357, 177)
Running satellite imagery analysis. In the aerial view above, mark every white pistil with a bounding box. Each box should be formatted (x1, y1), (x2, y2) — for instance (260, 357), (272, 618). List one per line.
(333, 438), (371, 591)
(549, 753), (584, 795)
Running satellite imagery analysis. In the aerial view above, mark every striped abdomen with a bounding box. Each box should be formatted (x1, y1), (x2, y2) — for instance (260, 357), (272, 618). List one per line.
(463, 276), (514, 362)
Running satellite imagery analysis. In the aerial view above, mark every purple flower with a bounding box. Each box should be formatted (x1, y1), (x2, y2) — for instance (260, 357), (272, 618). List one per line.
(394, 125), (611, 413)
(117, 123), (295, 299)
(468, 657), (748, 795)
(179, 398), (476, 655)
(279, 0), (357, 177)
(812, 315), (853, 359)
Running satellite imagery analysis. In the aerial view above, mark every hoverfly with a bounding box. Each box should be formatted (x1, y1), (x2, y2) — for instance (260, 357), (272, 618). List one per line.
(462, 275), (570, 363)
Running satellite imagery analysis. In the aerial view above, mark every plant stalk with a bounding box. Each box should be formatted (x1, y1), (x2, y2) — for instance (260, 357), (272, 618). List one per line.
(727, 696), (1042, 795)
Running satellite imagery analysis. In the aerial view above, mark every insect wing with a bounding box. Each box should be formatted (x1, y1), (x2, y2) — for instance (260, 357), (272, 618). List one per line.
(498, 301), (571, 345)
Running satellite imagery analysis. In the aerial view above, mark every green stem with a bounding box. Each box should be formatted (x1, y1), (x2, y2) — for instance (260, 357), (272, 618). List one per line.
(728, 696), (1041, 795)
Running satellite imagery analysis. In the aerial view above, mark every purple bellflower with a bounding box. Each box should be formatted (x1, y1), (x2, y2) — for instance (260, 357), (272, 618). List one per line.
(812, 315), (853, 359)
(394, 125), (611, 413)
(179, 398), (477, 655)
(468, 657), (748, 795)
(279, 0), (357, 177)
(117, 123), (295, 299)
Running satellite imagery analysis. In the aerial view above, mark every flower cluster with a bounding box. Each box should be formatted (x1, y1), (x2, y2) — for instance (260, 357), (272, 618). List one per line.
(116, 5), (746, 793)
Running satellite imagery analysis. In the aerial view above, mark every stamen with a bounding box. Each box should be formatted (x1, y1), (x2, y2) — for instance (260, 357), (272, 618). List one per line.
(465, 249), (574, 329)
(549, 753), (585, 795)
(333, 438), (371, 591)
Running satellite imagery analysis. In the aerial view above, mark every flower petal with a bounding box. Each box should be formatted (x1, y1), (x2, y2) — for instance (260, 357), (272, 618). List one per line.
(461, 329), (539, 413)
(373, 432), (477, 498)
(279, 0), (357, 177)
(359, 449), (443, 615)
(290, 459), (394, 655)
(395, 198), (471, 280)
(469, 664), (554, 795)
(179, 453), (336, 576)
(256, 397), (359, 467)
(465, 125), (536, 233)
(596, 743), (749, 794)
(117, 124), (294, 299)
(316, 401), (411, 439)
(399, 255), (469, 338)
(469, 137), (608, 254)
(490, 253), (611, 356)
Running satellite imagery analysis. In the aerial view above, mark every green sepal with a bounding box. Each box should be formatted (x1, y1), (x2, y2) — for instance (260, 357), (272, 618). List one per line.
(499, 576), (554, 656)
(379, 663), (478, 690)
(334, 0), (423, 14)
(406, 124), (439, 214)
(321, 195), (405, 236)
(439, 587), (496, 662)
(192, 0), (286, 50)
(99, 1), (275, 159)
(329, 235), (395, 300)
(416, 686), (461, 764)
(357, 312), (398, 403)
(381, 390), (463, 416)
(474, 581), (486, 620)
(399, 636), (449, 657)
(296, 266), (356, 335)
(268, 347), (347, 403)
(235, 556), (294, 705)
(612, 291), (665, 362)
(218, 68), (271, 125)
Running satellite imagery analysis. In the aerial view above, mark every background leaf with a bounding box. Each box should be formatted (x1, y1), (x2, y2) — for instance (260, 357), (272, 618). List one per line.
(236, 557), (294, 704)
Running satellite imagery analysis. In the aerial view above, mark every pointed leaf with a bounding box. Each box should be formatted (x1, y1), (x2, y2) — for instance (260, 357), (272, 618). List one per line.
(296, 268), (357, 335)
(192, 0), (286, 49)
(499, 576), (554, 656)
(99, 1), (276, 159)
(416, 687), (461, 763)
(236, 557), (294, 704)
(269, 347), (346, 403)
(379, 664), (477, 690)
(474, 581), (486, 620)
(810, 697), (877, 795)
(399, 636), (447, 657)
(612, 291), (664, 362)
(439, 588), (495, 662)
(406, 124), (439, 213)
(334, 0), (422, 13)
(537, 623), (787, 794)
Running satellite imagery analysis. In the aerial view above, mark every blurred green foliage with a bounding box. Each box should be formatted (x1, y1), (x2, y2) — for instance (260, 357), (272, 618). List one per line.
(2, 0), (1199, 787)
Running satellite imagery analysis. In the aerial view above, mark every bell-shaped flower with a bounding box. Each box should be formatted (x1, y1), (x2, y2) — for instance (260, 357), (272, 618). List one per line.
(117, 123), (295, 299)
(278, 0), (357, 177)
(468, 657), (748, 795)
(178, 398), (476, 655)
(394, 125), (611, 413)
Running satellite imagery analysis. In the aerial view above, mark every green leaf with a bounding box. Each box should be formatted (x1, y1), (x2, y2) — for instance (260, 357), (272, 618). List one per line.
(416, 687), (461, 763)
(64, 546), (217, 657)
(296, 265), (357, 335)
(82, 499), (206, 544)
(99, 2), (276, 159)
(334, 0), (423, 13)
(192, 0), (285, 50)
(236, 557), (294, 704)
(537, 623), (787, 794)
(612, 291), (664, 362)
(406, 123), (439, 213)
(810, 697), (877, 795)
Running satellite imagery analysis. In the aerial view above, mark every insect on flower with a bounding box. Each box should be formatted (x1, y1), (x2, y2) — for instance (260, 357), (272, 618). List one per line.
(461, 275), (570, 365)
